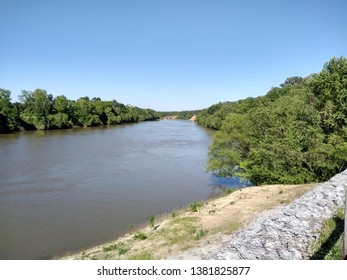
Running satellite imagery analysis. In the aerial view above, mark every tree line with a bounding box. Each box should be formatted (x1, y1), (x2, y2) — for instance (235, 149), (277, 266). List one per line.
(2, 57), (346, 186)
(0, 90), (159, 132)
(197, 57), (347, 185)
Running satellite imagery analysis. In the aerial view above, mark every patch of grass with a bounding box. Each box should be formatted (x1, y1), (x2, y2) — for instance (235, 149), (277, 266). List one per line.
(157, 216), (199, 245)
(170, 216), (198, 225)
(310, 208), (344, 260)
(209, 209), (216, 214)
(160, 227), (188, 245)
(171, 211), (177, 218)
(102, 242), (129, 256)
(187, 226), (197, 235)
(128, 252), (153, 260)
(194, 229), (207, 240)
(102, 244), (117, 252)
(134, 231), (147, 240)
(225, 188), (237, 194)
(189, 201), (204, 212)
(117, 243), (129, 255)
(215, 222), (241, 234)
(278, 189), (284, 194)
(149, 215), (155, 228)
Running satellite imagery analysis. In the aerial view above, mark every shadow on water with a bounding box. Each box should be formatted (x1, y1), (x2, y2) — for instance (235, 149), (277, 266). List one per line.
(309, 216), (344, 260)
(210, 175), (252, 187)
(208, 175), (253, 198)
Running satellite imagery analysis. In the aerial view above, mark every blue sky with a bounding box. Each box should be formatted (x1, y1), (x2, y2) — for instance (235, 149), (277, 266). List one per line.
(1, 0), (346, 111)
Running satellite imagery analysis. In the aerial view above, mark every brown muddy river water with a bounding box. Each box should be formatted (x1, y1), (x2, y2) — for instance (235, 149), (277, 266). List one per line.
(0, 120), (245, 259)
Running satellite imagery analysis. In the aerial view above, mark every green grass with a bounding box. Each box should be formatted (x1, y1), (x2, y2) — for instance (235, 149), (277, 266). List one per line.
(225, 187), (245, 195)
(310, 208), (345, 260)
(170, 216), (198, 225)
(134, 231), (147, 240)
(189, 201), (204, 212)
(153, 216), (201, 245)
(194, 229), (207, 240)
(102, 242), (129, 256)
(128, 252), (153, 260)
(149, 215), (155, 228)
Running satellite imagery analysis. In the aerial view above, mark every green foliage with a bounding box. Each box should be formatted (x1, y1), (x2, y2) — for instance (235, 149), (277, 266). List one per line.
(206, 57), (347, 185)
(225, 188), (237, 194)
(189, 201), (204, 212)
(134, 231), (147, 240)
(0, 89), (159, 132)
(194, 229), (207, 240)
(18, 89), (53, 129)
(149, 215), (155, 228)
(197, 102), (235, 129)
(102, 242), (129, 255)
(128, 252), (153, 260)
(0, 89), (22, 132)
(159, 216), (199, 245)
(309, 57), (347, 133)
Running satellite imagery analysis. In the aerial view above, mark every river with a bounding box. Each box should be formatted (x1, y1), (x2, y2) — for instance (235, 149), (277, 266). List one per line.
(0, 120), (247, 259)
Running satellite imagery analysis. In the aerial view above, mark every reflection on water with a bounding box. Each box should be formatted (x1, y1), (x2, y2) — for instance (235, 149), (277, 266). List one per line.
(0, 120), (250, 259)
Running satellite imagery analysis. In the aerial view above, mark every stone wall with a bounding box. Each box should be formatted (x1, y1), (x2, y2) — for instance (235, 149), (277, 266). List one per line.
(170, 169), (347, 260)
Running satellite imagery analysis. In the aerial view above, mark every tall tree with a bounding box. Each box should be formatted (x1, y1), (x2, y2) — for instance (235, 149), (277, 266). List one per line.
(19, 89), (53, 129)
(207, 57), (347, 185)
(309, 56), (347, 133)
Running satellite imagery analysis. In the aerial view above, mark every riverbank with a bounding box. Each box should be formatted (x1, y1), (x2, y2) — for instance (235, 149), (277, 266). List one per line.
(60, 183), (317, 260)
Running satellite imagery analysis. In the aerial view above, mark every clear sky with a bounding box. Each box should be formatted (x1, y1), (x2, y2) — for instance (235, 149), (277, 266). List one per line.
(1, 0), (346, 111)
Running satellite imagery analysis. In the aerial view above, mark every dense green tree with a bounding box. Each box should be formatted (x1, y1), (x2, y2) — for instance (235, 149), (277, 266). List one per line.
(0, 88), (160, 132)
(197, 102), (237, 129)
(309, 57), (347, 133)
(280, 76), (304, 88)
(75, 96), (102, 127)
(0, 89), (11, 112)
(19, 89), (53, 129)
(0, 90), (30, 132)
(50, 95), (75, 128)
(207, 57), (347, 185)
(0, 89), (13, 132)
(307, 56), (347, 177)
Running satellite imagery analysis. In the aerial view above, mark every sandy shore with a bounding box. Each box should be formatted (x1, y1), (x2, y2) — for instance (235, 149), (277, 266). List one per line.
(60, 183), (316, 260)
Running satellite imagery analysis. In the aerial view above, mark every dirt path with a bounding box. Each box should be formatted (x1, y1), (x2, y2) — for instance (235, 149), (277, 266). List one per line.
(61, 183), (316, 260)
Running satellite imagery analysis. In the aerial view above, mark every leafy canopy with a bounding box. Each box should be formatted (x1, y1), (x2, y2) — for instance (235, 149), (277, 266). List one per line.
(201, 57), (347, 185)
